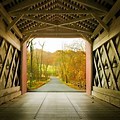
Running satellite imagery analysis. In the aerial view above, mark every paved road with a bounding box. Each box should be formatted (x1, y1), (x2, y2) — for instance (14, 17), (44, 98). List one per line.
(32, 76), (80, 92)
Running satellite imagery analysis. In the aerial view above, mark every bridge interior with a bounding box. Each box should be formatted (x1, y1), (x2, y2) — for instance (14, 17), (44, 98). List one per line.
(0, 0), (120, 116)
(0, 92), (120, 120)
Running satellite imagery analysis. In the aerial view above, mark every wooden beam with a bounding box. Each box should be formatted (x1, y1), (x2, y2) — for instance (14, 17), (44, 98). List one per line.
(14, 15), (95, 28)
(1, 0), (13, 6)
(0, 4), (22, 38)
(13, 57), (20, 87)
(81, 34), (92, 44)
(0, 27), (20, 50)
(55, 25), (92, 34)
(0, 18), (20, 50)
(9, 0), (108, 12)
(6, 49), (17, 88)
(8, 0), (47, 13)
(22, 14), (95, 26)
(24, 25), (92, 35)
(22, 34), (32, 44)
(7, 14), (23, 31)
(18, 21), (35, 30)
(91, 13), (109, 32)
(22, 16), (51, 25)
(58, 1), (99, 28)
(0, 45), (12, 83)
(73, 0), (108, 12)
(0, 86), (20, 98)
(92, 0), (120, 38)
(96, 49), (109, 89)
(30, 25), (92, 35)
(10, 9), (106, 16)
(22, 15), (93, 35)
(25, 30), (87, 34)
(110, 39), (119, 62)
(57, 14), (104, 26)
(22, 15), (91, 27)
(31, 32), (83, 38)
(23, 25), (56, 34)
(26, 32), (83, 35)
(93, 57), (102, 87)
(102, 45), (119, 90)
(104, 0), (114, 5)
(93, 16), (120, 51)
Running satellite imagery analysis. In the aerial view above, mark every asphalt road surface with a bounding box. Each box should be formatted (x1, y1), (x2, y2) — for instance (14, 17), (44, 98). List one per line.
(32, 76), (80, 92)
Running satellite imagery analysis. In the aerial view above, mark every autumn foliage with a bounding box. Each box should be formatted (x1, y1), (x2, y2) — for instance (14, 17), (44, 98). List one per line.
(53, 50), (86, 90)
(27, 40), (86, 90)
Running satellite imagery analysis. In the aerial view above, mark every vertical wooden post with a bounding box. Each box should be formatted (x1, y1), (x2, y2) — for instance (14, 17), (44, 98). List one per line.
(86, 41), (93, 95)
(21, 42), (27, 94)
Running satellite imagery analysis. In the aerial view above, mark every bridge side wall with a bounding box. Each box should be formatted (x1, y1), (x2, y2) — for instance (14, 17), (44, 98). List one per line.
(92, 15), (120, 107)
(0, 13), (21, 105)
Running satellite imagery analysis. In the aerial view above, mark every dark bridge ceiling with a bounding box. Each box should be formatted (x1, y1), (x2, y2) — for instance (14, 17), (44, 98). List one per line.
(0, 0), (118, 43)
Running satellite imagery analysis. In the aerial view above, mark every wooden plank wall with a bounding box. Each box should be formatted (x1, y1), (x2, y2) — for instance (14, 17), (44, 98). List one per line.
(0, 37), (20, 89)
(0, 37), (21, 105)
(92, 15), (120, 107)
(0, 11), (21, 105)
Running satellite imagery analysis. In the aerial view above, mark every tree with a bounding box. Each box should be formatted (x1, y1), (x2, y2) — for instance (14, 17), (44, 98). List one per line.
(38, 41), (45, 79)
(53, 40), (86, 89)
(27, 39), (86, 90)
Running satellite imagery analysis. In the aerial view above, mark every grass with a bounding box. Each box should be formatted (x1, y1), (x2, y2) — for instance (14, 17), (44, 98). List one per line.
(60, 78), (86, 91)
(66, 83), (85, 91)
(27, 79), (50, 90)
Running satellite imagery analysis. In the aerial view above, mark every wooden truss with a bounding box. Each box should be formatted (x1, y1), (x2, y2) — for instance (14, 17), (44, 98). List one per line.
(1, 0), (118, 42)
(93, 34), (120, 91)
(0, 38), (20, 89)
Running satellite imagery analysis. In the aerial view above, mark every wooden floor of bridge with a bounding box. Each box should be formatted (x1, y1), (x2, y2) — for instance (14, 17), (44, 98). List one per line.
(0, 92), (120, 120)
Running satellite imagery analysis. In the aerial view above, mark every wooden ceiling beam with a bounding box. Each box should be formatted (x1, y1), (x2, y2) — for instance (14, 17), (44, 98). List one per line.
(25, 31), (83, 34)
(10, 9), (105, 16)
(81, 34), (92, 44)
(91, 13), (109, 32)
(57, 2), (93, 41)
(58, 1), (100, 29)
(22, 16), (53, 26)
(32, 34), (83, 38)
(92, 0), (120, 38)
(104, 0), (114, 5)
(23, 23), (92, 35)
(73, 0), (108, 12)
(7, 14), (23, 31)
(22, 34), (32, 44)
(18, 21), (35, 30)
(58, 25), (92, 34)
(22, 15), (93, 35)
(59, 15), (94, 25)
(8, 0), (44, 13)
(1, 0), (13, 6)
(8, 0), (108, 13)
(30, 32), (83, 37)
(23, 25), (56, 34)
(23, 24), (92, 34)
(0, 25), (20, 50)
(21, 15), (94, 26)
(22, 14), (104, 27)
(0, 4), (22, 38)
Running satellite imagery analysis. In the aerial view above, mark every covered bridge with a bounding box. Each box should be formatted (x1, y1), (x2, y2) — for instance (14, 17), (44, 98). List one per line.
(0, 0), (120, 107)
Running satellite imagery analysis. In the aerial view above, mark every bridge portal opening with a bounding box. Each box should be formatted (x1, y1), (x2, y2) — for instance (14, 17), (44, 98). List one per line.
(26, 38), (86, 92)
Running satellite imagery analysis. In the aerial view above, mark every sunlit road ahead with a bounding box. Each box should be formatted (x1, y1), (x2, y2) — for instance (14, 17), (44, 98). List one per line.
(32, 76), (80, 92)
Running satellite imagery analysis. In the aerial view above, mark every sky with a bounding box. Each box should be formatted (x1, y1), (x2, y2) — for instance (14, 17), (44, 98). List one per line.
(30, 38), (85, 53)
